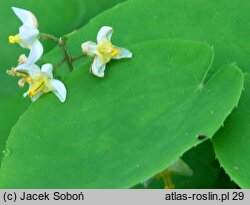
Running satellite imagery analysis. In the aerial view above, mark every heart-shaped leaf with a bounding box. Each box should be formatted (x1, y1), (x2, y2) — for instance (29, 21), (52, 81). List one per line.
(41, 0), (250, 185)
(0, 40), (243, 188)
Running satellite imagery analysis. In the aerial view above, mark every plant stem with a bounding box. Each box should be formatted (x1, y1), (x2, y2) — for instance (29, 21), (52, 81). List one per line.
(40, 33), (74, 71)
(58, 38), (74, 71)
(55, 58), (66, 69)
(40, 33), (59, 43)
(72, 54), (85, 62)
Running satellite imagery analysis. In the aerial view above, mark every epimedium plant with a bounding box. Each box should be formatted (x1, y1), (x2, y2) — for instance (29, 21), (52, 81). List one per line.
(0, 0), (126, 150)
(0, 0), (85, 163)
(0, 0), (249, 189)
(7, 7), (132, 102)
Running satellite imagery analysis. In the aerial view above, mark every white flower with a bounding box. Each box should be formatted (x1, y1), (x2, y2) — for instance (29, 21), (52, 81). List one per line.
(81, 26), (132, 77)
(7, 58), (66, 103)
(9, 7), (43, 66)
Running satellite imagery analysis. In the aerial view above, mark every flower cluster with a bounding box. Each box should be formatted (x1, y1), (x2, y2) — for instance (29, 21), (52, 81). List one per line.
(7, 7), (66, 102)
(7, 7), (132, 103)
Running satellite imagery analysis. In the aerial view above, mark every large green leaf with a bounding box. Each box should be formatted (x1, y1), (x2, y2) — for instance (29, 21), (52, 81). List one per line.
(42, 0), (250, 186)
(213, 74), (250, 188)
(0, 40), (243, 188)
(77, 0), (126, 28)
(0, 0), (126, 162)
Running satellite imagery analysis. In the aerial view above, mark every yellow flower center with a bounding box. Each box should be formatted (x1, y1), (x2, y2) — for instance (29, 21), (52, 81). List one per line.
(96, 39), (120, 63)
(27, 74), (50, 97)
(9, 34), (23, 44)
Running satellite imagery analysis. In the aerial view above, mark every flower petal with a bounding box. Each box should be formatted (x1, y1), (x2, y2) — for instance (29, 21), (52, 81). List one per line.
(12, 7), (38, 28)
(81, 41), (97, 56)
(41, 64), (53, 78)
(19, 25), (39, 45)
(18, 54), (27, 65)
(97, 26), (113, 43)
(15, 63), (28, 72)
(28, 64), (41, 76)
(91, 57), (106, 77)
(142, 177), (153, 188)
(50, 79), (67, 102)
(31, 93), (42, 102)
(113, 47), (133, 59)
(16, 63), (40, 76)
(23, 91), (28, 98)
(167, 159), (193, 176)
(26, 39), (44, 66)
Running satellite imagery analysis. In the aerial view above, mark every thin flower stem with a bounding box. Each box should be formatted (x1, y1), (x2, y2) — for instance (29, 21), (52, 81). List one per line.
(40, 33), (59, 43)
(55, 58), (66, 69)
(72, 54), (85, 62)
(58, 38), (74, 71)
(40, 33), (74, 72)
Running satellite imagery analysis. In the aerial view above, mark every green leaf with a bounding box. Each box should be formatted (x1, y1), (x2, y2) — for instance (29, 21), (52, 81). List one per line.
(77, 0), (127, 28)
(41, 0), (250, 185)
(213, 74), (250, 188)
(0, 40), (243, 188)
